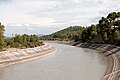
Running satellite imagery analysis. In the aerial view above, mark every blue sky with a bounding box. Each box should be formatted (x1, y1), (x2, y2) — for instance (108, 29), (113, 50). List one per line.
(0, 0), (119, 36)
(0, 0), (10, 3)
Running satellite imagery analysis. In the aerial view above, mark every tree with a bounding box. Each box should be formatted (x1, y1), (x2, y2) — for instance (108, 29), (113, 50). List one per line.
(114, 30), (120, 45)
(81, 29), (89, 42)
(30, 35), (38, 42)
(14, 34), (23, 44)
(0, 22), (5, 50)
(22, 34), (27, 43)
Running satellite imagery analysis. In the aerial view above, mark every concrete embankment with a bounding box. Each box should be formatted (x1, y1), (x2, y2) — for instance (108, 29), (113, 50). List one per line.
(0, 44), (56, 67)
(73, 43), (120, 80)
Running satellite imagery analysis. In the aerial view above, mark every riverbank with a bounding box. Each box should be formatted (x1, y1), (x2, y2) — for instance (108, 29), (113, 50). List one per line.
(48, 41), (120, 80)
(74, 43), (120, 80)
(0, 44), (56, 67)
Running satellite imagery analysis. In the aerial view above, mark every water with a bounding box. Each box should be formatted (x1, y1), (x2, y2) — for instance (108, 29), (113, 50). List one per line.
(0, 43), (108, 80)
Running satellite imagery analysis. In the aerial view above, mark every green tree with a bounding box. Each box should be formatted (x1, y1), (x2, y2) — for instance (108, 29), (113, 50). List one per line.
(14, 34), (23, 44)
(22, 34), (27, 43)
(30, 35), (38, 42)
(81, 29), (89, 42)
(114, 30), (120, 45)
(0, 22), (5, 50)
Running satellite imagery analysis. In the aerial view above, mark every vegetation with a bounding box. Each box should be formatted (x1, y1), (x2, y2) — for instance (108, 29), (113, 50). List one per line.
(5, 34), (44, 48)
(0, 12), (120, 51)
(41, 26), (85, 41)
(0, 23), (5, 50)
(81, 24), (97, 42)
(0, 22), (44, 51)
(42, 12), (120, 46)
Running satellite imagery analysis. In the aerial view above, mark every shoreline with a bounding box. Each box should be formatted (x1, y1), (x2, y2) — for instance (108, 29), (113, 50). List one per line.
(74, 43), (120, 80)
(0, 44), (56, 68)
(0, 41), (119, 80)
(45, 41), (120, 80)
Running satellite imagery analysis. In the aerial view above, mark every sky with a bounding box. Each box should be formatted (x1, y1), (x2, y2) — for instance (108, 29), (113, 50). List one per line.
(0, 0), (119, 37)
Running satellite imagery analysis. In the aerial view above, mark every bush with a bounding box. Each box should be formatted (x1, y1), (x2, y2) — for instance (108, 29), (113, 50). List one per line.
(4, 34), (44, 49)
(14, 43), (21, 48)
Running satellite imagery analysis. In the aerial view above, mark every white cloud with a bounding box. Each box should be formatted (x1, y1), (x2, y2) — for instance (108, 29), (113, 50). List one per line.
(0, 0), (119, 36)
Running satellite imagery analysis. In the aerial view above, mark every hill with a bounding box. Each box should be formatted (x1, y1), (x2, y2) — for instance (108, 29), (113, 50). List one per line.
(42, 26), (85, 41)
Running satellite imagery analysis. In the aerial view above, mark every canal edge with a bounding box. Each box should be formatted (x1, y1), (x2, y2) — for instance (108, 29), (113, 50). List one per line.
(0, 44), (57, 68)
(72, 43), (120, 80)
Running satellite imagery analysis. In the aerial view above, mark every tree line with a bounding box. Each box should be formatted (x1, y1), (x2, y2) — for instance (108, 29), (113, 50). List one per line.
(5, 34), (44, 49)
(0, 12), (119, 51)
(0, 23), (44, 51)
(42, 12), (120, 45)
(81, 12), (120, 45)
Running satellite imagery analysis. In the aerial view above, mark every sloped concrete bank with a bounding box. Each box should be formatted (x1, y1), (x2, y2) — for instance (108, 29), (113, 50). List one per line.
(0, 44), (56, 67)
(74, 43), (120, 80)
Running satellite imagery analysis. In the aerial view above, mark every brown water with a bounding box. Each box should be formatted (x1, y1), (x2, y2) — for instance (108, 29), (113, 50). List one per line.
(0, 43), (107, 80)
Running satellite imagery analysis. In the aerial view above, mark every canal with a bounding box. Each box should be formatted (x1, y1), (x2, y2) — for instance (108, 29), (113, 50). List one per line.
(0, 43), (108, 80)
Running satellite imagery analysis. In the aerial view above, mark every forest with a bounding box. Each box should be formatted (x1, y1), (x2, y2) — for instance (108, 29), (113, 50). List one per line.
(0, 23), (44, 51)
(42, 12), (120, 45)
